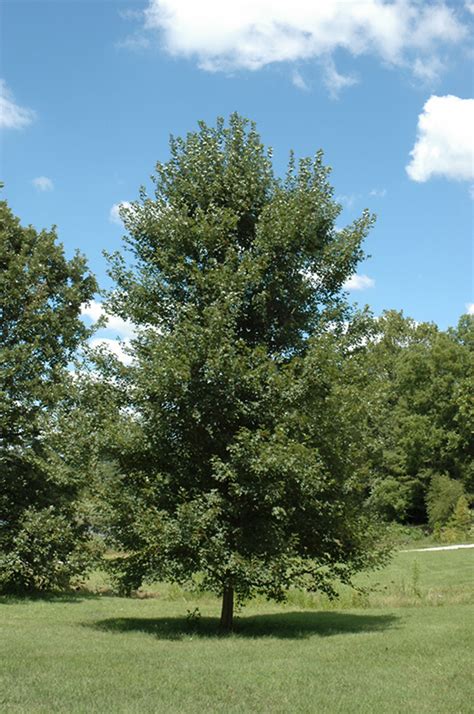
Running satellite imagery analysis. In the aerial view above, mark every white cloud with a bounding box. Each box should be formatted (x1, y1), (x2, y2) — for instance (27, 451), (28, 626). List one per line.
(141, 0), (464, 92)
(81, 299), (136, 340)
(0, 80), (36, 129)
(322, 58), (358, 99)
(369, 188), (387, 198)
(465, 2), (474, 15)
(81, 300), (137, 365)
(32, 176), (54, 192)
(291, 69), (308, 92)
(466, 303), (474, 315)
(110, 201), (132, 225)
(81, 299), (104, 324)
(344, 274), (375, 291)
(406, 95), (474, 183)
(412, 56), (444, 83)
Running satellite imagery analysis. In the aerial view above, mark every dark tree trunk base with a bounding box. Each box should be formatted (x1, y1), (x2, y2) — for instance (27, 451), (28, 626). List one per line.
(219, 586), (234, 631)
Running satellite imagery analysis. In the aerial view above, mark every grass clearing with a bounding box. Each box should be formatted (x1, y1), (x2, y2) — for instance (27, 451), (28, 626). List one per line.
(1, 548), (473, 713)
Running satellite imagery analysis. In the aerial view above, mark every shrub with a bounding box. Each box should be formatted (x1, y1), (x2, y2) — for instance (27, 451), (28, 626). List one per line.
(367, 477), (411, 522)
(440, 495), (472, 543)
(0, 507), (100, 593)
(426, 474), (465, 532)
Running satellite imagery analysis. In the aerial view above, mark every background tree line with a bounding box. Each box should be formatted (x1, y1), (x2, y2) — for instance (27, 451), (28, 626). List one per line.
(0, 118), (471, 627)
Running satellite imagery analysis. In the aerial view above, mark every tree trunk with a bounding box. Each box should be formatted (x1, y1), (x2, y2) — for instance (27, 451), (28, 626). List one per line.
(219, 585), (234, 631)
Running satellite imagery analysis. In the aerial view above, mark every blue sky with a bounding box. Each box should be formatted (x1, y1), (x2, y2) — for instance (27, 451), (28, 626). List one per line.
(1, 0), (473, 349)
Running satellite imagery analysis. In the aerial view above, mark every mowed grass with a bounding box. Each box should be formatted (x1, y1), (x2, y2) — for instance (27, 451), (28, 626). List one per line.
(1, 549), (473, 713)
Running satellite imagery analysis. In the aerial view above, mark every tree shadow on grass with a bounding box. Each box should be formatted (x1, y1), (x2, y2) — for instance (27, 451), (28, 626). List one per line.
(0, 591), (103, 605)
(89, 610), (399, 641)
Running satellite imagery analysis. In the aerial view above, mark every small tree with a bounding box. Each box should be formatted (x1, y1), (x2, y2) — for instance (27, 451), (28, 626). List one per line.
(103, 114), (384, 629)
(441, 495), (472, 543)
(0, 197), (97, 592)
(426, 473), (465, 534)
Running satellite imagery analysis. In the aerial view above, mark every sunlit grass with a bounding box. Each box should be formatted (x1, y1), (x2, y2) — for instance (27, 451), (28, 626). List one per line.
(86, 547), (474, 610)
(1, 549), (472, 713)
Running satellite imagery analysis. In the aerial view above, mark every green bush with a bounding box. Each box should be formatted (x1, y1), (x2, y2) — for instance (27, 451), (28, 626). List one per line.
(0, 507), (100, 593)
(426, 474), (465, 532)
(367, 477), (411, 522)
(440, 495), (472, 543)
(381, 523), (429, 547)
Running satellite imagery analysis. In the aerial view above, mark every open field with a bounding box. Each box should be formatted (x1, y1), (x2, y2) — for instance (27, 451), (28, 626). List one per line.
(1, 549), (473, 713)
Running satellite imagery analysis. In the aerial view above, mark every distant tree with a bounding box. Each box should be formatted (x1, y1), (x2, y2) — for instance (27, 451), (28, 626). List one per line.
(0, 197), (97, 592)
(450, 315), (474, 493)
(100, 114), (385, 629)
(451, 314), (474, 351)
(363, 312), (473, 524)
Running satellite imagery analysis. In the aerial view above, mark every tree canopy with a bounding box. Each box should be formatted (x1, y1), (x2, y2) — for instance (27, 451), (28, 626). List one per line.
(0, 197), (97, 592)
(99, 114), (384, 628)
(360, 311), (473, 524)
(1, 118), (471, 605)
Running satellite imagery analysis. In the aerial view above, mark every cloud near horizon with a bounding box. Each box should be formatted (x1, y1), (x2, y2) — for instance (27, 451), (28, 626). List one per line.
(406, 95), (474, 183)
(139, 0), (465, 94)
(0, 79), (36, 129)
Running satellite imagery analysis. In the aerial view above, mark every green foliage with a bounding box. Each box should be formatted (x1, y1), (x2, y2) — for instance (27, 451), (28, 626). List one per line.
(440, 495), (472, 543)
(380, 523), (431, 548)
(426, 474), (465, 532)
(0, 506), (99, 592)
(367, 477), (411, 522)
(362, 312), (473, 524)
(448, 495), (472, 532)
(0, 197), (97, 592)
(98, 114), (385, 621)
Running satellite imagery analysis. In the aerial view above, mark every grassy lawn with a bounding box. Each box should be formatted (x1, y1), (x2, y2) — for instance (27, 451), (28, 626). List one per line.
(1, 549), (473, 713)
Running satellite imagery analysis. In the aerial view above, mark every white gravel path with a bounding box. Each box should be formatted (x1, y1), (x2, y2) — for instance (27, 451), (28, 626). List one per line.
(401, 543), (474, 553)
